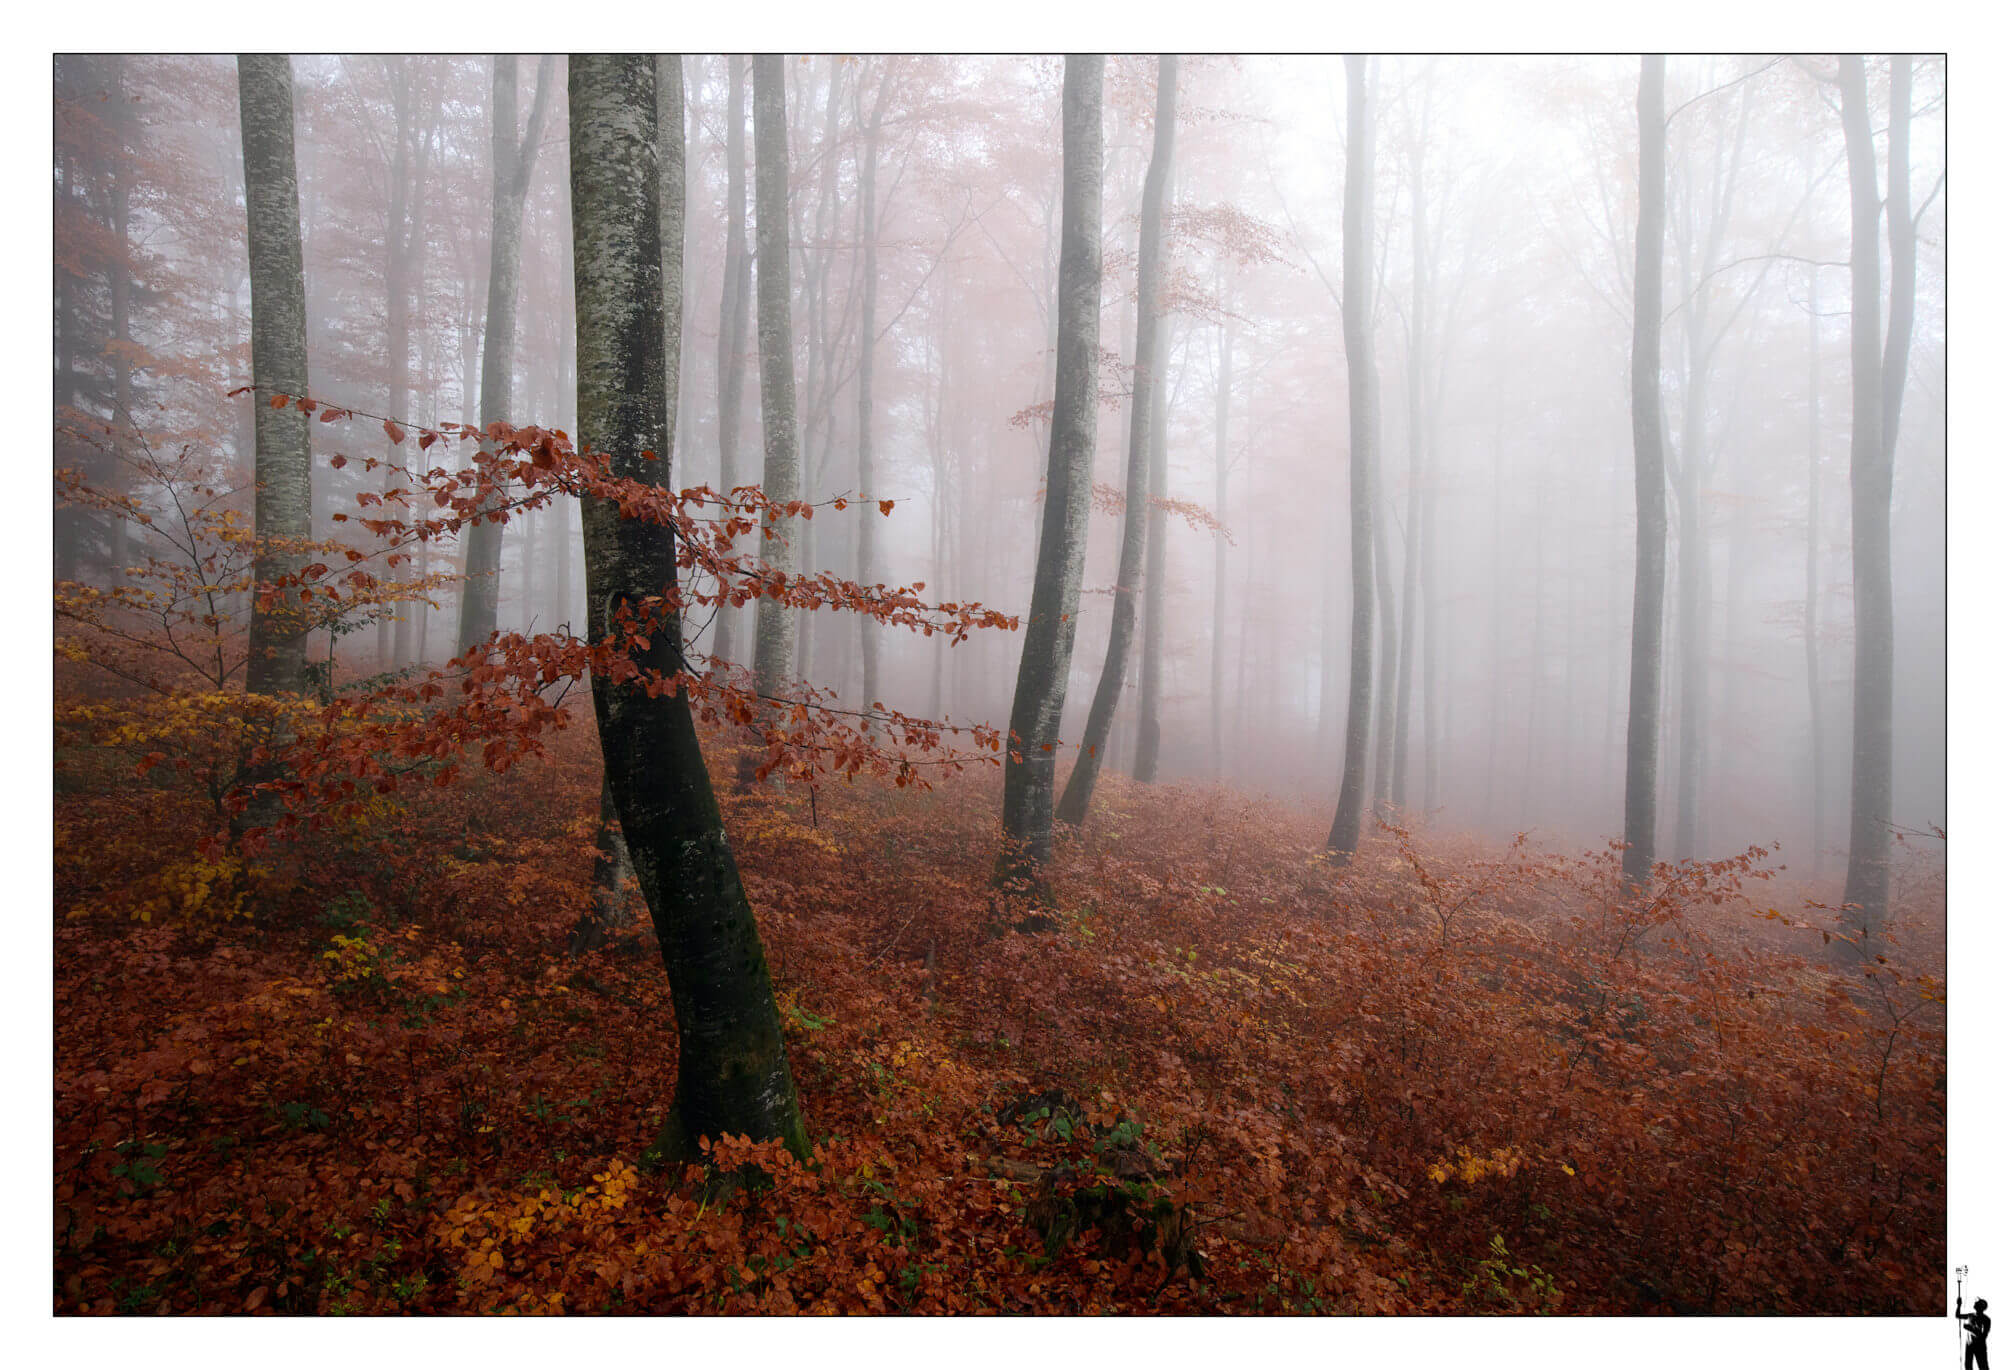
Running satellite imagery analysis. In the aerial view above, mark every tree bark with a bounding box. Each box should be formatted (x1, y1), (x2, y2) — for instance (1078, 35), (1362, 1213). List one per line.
(1209, 312), (1231, 782)
(1133, 275), (1174, 785)
(1838, 54), (1902, 948)
(712, 55), (752, 670)
(1621, 54), (1668, 891)
(568, 53), (807, 1159)
(457, 54), (554, 656)
(997, 54), (1104, 909)
(1370, 434), (1398, 824)
(383, 58), (437, 670)
(1058, 54), (1177, 824)
(1804, 269), (1824, 876)
(1326, 54), (1377, 863)
(856, 61), (891, 719)
(238, 54), (313, 700)
(1391, 130), (1428, 814)
(747, 55), (802, 776)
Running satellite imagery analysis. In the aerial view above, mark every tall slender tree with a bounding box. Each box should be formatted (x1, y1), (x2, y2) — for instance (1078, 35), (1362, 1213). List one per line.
(1326, 54), (1378, 863)
(855, 60), (893, 719)
(1133, 199), (1175, 787)
(237, 54), (313, 700)
(748, 55), (802, 765)
(1803, 262), (1826, 875)
(1838, 54), (1915, 949)
(1390, 95), (1431, 813)
(1621, 54), (1668, 891)
(377, 57), (440, 669)
(568, 52), (807, 1158)
(712, 55), (752, 670)
(456, 54), (554, 656)
(1058, 53), (1177, 825)
(1209, 308), (1232, 782)
(997, 54), (1104, 907)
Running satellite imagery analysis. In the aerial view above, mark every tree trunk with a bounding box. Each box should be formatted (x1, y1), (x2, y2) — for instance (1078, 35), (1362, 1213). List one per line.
(1370, 440), (1398, 824)
(105, 55), (134, 574)
(555, 221), (577, 635)
(856, 62), (891, 718)
(457, 54), (554, 658)
(1671, 348), (1709, 861)
(1133, 286), (1173, 785)
(1058, 54), (1176, 824)
(1326, 54), (1377, 863)
(712, 55), (752, 671)
(1482, 400), (1503, 829)
(1210, 313), (1231, 782)
(1621, 54), (1668, 891)
(997, 54), (1104, 909)
(658, 51), (687, 519)
(568, 53), (807, 1159)
(383, 58), (436, 671)
(1838, 54), (1900, 949)
(1391, 136), (1427, 814)
(238, 54), (313, 700)
(794, 59), (843, 691)
(747, 54), (802, 776)
(1804, 270), (1824, 876)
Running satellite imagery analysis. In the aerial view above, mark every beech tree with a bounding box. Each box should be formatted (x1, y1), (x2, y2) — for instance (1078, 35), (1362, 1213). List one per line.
(370, 57), (441, 669)
(1057, 53), (1176, 827)
(711, 55), (753, 669)
(855, 60), (892, 720)
(749, 55), (802, 738)
(568, 52), (808, 1157)
(1837, 54), (1917, 948)
(997, 54), (1103, 905)
(1132, 178), (1175, 788)
(237, 54), (313, 700)
(456, 54), (554, 657)
(1326, 54), (1378, 864)
(1621, 55), (1668, 891)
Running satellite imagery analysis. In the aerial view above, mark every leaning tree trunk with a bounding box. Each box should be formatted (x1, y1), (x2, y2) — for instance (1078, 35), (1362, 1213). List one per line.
(1837, 54), (1904, 952)
(712, 55), (752, 671)
(457, 54), (553, 657)
(997, 54), (1104, 910)
(568, 53), (807, 1159)
(745, 54), (803, 781)
(1621, 54), (1669, 892)
(238, 54), (313, 701)
(1326, 54), (1378, 864)
(1058, 53), (1176, 825)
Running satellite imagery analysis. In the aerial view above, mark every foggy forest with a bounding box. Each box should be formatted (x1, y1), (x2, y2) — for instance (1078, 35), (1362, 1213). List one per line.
(53, 52), (1947, 1320)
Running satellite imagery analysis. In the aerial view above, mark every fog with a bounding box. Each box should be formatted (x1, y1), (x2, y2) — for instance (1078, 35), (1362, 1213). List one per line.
(55, 53), (1946, 872)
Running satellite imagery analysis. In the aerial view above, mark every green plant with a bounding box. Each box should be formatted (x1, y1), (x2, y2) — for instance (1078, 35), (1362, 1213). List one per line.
(110, 1139), (168, 1196)
(1462, 1232), (1563, 1313)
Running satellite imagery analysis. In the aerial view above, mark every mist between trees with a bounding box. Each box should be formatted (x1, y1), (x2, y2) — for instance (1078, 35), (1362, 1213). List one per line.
(56, 54), (1944, 874)
(52, 53), (1946, 1316)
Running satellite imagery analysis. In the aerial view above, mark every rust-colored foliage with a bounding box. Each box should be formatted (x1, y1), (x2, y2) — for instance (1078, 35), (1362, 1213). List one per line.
(55, 713), (1942, 1313)
(53, 397), (1942, 1316)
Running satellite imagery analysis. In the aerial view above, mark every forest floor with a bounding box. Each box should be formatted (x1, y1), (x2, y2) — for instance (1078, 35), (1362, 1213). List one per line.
(54, 722), (1944, 1314)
